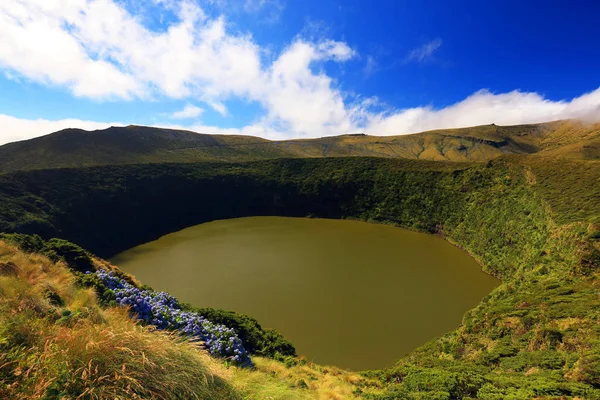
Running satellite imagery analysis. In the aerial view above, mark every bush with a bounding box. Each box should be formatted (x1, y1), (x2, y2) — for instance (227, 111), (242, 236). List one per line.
(0, 234), (95, 273)
(182, 306), (296, 358)
(0, 233), (45, 253)
(42, 238), (95, 273)
(500, 351), (565, 372)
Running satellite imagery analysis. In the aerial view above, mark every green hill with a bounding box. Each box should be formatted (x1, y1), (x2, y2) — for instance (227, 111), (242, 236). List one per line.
(0, 120), (597, 173)
(0, 125), (296, 173)
(0, 153), (599, 399)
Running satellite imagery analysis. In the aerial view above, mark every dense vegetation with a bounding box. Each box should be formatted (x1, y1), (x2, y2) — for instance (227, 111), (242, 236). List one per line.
(0, 150), (599, 398)
(0, 157), (473, 257)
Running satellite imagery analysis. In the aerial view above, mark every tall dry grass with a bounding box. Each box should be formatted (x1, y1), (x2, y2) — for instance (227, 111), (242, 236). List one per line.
(0, 241), (241, 399)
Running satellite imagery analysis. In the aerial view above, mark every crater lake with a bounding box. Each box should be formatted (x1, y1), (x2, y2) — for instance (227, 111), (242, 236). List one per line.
(111, 216), (499, 370)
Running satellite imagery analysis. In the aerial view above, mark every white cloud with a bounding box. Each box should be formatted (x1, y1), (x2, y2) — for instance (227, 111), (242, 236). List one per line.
(317, 40), (356, 61)
(405, 38), (442, 63)
(0, 0), (262, 100)
(0, 1), (143, 99)
(204, 100), (228, 116)
(170, 104), (204, 119)
(2, 87), (599, 146)
(243, 0), (285, 23)
(0, 1), (599, 146)
(363, 55), (378, 77)
(364, 87), (600, 135)
(0, 0), (350, 139)
(258, 40), (357, 135)
(0, 0), (361, 137)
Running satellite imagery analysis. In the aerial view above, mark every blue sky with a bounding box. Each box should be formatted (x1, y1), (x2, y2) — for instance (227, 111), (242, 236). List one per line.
(0, 0), (599, 144)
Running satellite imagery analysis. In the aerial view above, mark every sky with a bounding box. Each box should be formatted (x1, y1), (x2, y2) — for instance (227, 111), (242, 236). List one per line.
(0, 0), (599, 145)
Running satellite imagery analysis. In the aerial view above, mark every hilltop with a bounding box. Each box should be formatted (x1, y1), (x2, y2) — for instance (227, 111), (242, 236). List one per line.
(0, 119), (598, 173)
(0, 125), (293, 173)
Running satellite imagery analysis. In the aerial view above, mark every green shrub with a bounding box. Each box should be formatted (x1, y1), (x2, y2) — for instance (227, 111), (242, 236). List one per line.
(42, 238), (95, 273)
(0, 232), (45, 253)
(1, 156), (599, 397)
(500, 351), (565, 372)
(577, 346), (600, 387)
(0, 233), (95, 273)
(182, 305), (296, 357)
(44, 289), (64, 307)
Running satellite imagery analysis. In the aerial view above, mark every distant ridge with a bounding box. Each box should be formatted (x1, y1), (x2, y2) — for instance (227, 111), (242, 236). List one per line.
(0, 120), (598, 173)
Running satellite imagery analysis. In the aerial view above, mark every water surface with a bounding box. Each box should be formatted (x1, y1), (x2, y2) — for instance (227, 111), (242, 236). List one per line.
(112, 217), (499, 370)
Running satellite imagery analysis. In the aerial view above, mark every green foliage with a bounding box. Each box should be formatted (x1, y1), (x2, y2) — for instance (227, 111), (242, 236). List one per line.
(182, 305), (296, 358)
(42, 238), (95, 273)
(0, 233), (94, 273)
(0, 158), (470, 257)
(577, 345), (600, 387)
(519, 157), (600, 224)
(73, 270), (117, 306)
(44, 289), (64, 307)
(0, 232), (45, 253)
(499, 351), (565, 372)
(261, 328), (297, 358)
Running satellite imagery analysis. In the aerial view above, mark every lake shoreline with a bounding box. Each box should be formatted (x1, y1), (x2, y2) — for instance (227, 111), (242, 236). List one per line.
(112, 216), (500, 371)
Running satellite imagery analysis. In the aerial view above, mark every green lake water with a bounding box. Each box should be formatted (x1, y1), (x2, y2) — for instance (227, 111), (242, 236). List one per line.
(111, 217), (499, 370)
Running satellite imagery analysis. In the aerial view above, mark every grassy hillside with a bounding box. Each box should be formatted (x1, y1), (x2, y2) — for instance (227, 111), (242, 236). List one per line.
(272, 123), (542, 161)
(0, 120), (597, 173)
(0, 240), (377, 399)
(0, 155), (599, 398)
(0, 125), (297, 173)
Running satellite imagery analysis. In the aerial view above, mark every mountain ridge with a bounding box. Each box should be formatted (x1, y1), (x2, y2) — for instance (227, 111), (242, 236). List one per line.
(1, 119), (598, 173)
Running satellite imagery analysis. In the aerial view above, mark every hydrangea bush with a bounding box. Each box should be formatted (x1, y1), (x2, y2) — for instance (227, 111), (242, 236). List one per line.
(94, 269), (252, 367)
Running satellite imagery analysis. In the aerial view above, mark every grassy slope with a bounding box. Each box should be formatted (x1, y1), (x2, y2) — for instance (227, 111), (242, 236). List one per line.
(0, 240), (377, 399)
(271, 123), (542, 161)
(515, 156), (600, 224)
(0, 155), (599, 399)
(0, 120), (597, 174)
(0, 241), (241, 399)
(530, 121), (600, 160)
(0, 125), (297, 173)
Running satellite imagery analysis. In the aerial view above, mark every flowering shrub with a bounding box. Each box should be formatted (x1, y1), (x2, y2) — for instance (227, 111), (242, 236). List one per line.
(94, 269), (252, 367)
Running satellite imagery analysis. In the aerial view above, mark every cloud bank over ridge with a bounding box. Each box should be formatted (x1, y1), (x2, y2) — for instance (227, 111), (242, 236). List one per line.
(0, 0), (598, 145)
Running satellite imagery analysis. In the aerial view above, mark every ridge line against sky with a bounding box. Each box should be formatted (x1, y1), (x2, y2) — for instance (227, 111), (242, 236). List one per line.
(0, 0), (599, 145)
